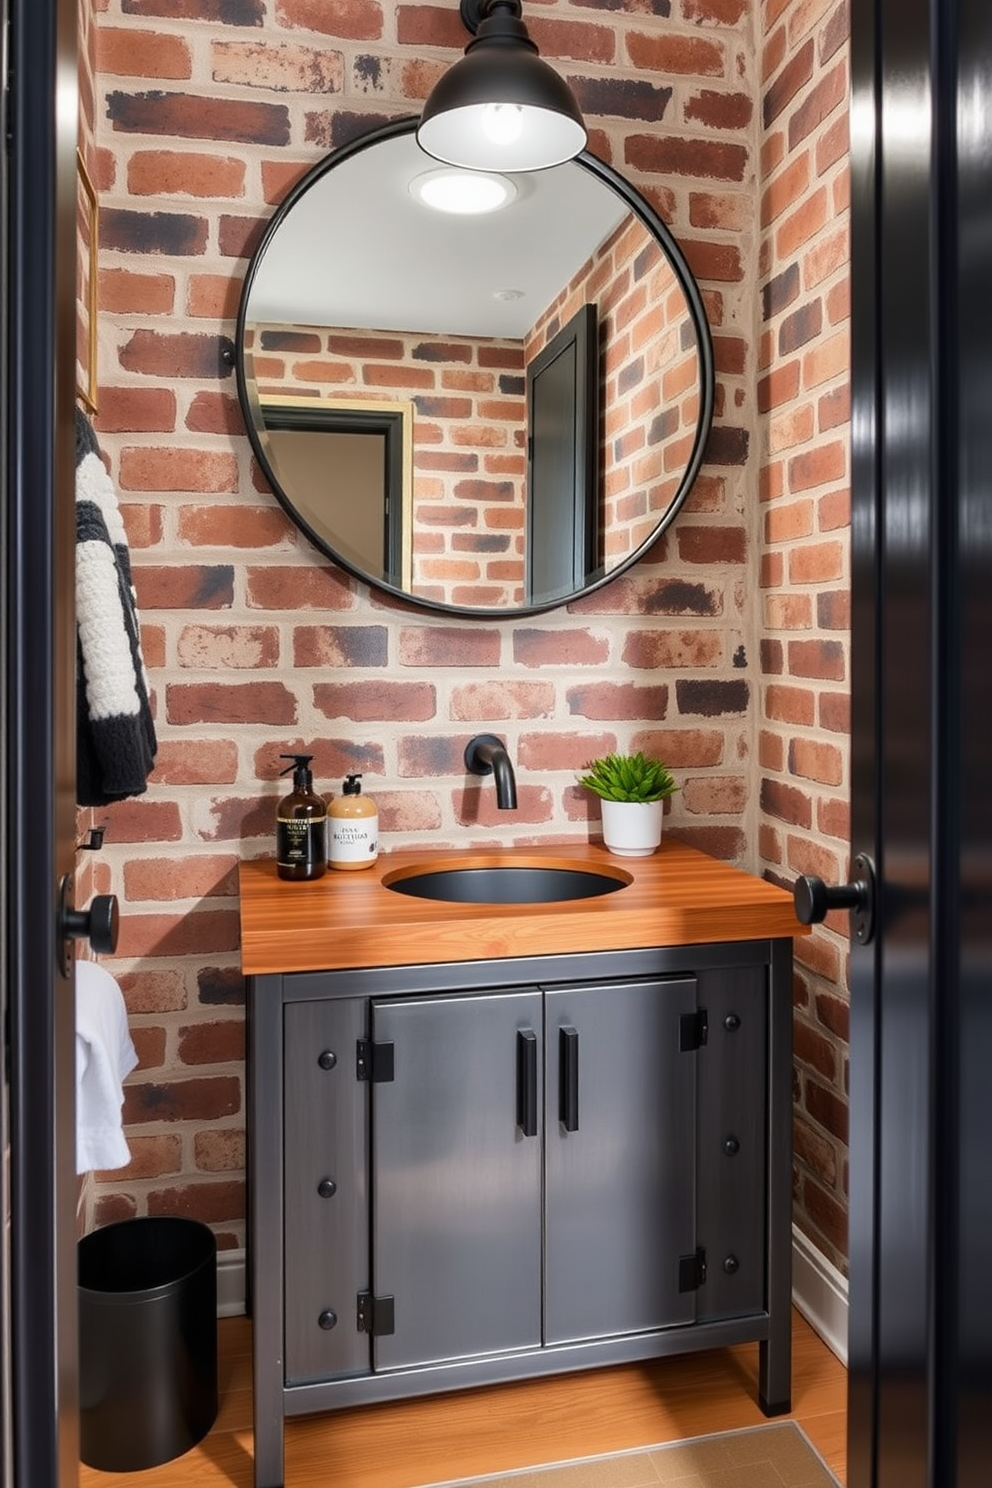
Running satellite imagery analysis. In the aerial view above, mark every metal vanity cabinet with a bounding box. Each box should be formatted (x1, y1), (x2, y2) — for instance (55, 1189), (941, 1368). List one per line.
(248, 939), (793, 1488)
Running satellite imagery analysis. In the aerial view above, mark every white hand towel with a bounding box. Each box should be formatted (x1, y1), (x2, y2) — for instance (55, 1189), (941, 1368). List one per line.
(75, 959), (139, 1174)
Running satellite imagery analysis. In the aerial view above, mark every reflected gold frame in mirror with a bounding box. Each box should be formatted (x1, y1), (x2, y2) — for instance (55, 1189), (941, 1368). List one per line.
(75, 149), (98, 415)
(259, 393), (414, 591)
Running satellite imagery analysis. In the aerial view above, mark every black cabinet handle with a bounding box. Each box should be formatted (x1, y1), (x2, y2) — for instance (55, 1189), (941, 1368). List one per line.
(516, 1029), (537, 1137)
(559, 1026), (579, 1132)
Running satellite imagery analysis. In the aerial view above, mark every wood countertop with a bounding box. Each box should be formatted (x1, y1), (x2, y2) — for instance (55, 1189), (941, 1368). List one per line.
(238, 839), (807, 976)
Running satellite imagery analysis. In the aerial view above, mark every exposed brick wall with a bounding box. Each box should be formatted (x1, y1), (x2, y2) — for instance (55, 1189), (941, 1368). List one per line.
(81, 0), (853, 1270)
(756, 0), (851, 1273)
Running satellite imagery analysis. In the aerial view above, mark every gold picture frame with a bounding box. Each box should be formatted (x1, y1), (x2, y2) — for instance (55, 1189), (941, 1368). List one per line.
(76, 149), (99, 414)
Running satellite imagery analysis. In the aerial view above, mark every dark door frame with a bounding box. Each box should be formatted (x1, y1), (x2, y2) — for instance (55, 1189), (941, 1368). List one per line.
(4, 0), (80, 1481)
(848, 3), (992, 1485)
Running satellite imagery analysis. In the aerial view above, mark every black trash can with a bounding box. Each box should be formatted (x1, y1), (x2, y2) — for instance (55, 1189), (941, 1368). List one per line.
(78, 1216), (218, 1472)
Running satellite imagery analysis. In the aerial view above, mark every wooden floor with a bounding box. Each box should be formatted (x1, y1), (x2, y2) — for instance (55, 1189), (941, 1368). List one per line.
(80, 1308), (846, 1488)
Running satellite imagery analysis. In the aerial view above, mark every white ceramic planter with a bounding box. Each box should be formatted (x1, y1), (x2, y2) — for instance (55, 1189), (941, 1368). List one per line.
(599, 799), (664, 857)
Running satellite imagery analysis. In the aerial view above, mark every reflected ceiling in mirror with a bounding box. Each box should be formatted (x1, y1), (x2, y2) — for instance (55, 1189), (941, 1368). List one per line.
(236, 118), (714, 617)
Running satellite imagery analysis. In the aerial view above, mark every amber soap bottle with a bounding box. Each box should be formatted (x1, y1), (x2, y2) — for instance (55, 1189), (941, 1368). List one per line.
(276, 754), (327, 881)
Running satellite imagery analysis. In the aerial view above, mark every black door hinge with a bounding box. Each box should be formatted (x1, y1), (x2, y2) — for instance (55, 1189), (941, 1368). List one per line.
(357, 1291), (395, 1336)
(678, 1248), (707, 1292)
(679, 1009), (708, 1052)
(356, 1038), (395, 1082)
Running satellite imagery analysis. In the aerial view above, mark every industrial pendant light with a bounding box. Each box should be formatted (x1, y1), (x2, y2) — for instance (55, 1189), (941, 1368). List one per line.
(417, 0), (587, 173)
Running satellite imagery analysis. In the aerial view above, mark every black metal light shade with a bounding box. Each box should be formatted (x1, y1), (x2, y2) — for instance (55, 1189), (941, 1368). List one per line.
(417, 0), (587, 173)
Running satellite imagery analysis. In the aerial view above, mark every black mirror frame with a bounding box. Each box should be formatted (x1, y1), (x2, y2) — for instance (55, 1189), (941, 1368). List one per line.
(235, 115), (715, 619)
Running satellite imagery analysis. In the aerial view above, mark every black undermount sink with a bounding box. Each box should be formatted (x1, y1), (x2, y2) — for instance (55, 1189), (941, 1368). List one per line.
(384, 865), (628, 905)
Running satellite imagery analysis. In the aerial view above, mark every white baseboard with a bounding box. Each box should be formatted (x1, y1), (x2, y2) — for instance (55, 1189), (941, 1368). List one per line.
(218, 1247), (247, 1318)
(791, 1224), (848, 1365)
(219, 1231), (851, 1367)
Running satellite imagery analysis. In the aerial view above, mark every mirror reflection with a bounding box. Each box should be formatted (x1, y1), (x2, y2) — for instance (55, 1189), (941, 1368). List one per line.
(236, 119), (713, 616)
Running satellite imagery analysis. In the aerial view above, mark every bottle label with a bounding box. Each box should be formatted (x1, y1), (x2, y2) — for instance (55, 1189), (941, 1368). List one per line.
(329, 818), (378, 864)
(277, 818), (325, 869)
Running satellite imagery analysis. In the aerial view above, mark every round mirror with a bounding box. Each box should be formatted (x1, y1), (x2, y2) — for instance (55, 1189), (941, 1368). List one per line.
(236, 117), (714, 617)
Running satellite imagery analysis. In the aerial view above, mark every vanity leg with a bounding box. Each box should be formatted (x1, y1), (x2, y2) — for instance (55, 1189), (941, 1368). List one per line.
(760, 938), (794, 1416)
(249, 975), (288, 1487)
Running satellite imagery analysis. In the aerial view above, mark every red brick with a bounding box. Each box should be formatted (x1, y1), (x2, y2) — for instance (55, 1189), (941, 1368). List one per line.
(187, 273), (243, 320)
(314, 681), (437, 723)
(788, 541), (845, 584)
(789, 58), (847, 152)
(212, 38), (344, 92)
(761, 153), (811, 226)
(818, 795), (850, 840)
(681, 776), (747, 815)
(565, 682), (669, 721)
(621, 630), (723, 670)
(119, 447), (240, 494)
(794, 1116), (838, 1187)
(95, 385), (176, 432)
(776, 187), (829, 257)
(626, 134), (748, 183)
(683, 0), (747, 20)
(815, 990), (850, 1041)
(115, 909), (241, 959)
(117, 969), (188, 1015)
(277, 0), (383, 41)
(127, 150), (246, 197)
(763, 37), (814, 126)
(519, 732), (616, 772)
(150, 740), (240, 786)
(194, 1129), (245, 1172)
(677, 526), (747, 565)
(795, 1018), (838, 1081)
(760, 777), (812, 828)
(166, 681), (297, 726)
(684, 90), (752, 130)
(450, 682), (555, 720)
(178, 1020), (245, 1065)
(99, 267), (175, 315)
(819, 691), (851, 734)
(398, 628), (502, 668)
(292, 626), (388, 669)
(110, 1135), (183, 1181)
(246, 565), (355, 611)
(123, 853), (239, 901)
(671, 825), (746, 862)
(98, 27), (192, 78)
(801, 1175), (848, 1257)
(805, 1078), (848, 1143)
(119, 330), (233, 380)
(788, 638), (846, 680)
(748, 604), (784, 652)
(178, 505), (293, 547)
(789, 737), (844, 786)
(100, 799), (183, 842)
(627, 32), (725, 76)
(765, 684), (816, 726)
(107, 88), (289, 146)
(147, 1182), (244, 1224)
(758, 360), (801, 413)
(136, 562), (236, 610)
(512, 629), (610, 668)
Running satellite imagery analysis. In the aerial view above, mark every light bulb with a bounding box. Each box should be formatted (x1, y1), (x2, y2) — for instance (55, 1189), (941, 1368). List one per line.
(481, 103), (525, 145)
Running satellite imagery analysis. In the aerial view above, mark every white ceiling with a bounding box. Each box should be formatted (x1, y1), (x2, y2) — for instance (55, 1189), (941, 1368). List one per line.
(246, 131), (630, 340)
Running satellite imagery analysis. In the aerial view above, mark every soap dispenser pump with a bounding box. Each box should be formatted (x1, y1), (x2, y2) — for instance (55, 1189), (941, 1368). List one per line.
(276, 754), (327, 881)
(328, 773), (379, 871)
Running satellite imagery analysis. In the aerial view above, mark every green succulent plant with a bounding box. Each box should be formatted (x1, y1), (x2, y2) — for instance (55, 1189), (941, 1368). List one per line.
(577, 750), (678, 804)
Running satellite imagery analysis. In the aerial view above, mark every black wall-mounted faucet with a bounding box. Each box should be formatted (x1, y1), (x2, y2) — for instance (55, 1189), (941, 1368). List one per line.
(464, 734), (518, 810)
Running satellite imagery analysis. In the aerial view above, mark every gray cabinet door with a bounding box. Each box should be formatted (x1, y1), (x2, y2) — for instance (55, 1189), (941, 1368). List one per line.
(371, 989), (543, 1370)
(544, 976), (698, 1344)
(284, 998), (371, 1385)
